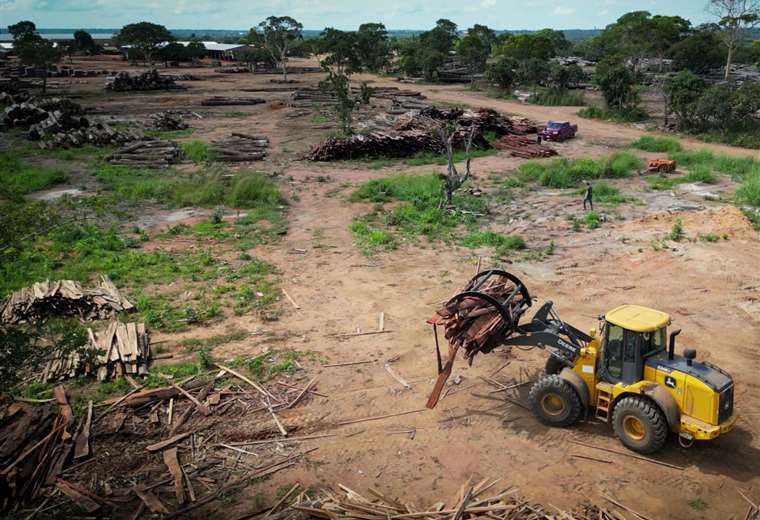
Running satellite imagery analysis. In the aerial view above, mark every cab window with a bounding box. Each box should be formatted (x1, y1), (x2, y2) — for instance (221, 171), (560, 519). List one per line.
(605, 324), (624, 378)
(640, 328), (665, 358)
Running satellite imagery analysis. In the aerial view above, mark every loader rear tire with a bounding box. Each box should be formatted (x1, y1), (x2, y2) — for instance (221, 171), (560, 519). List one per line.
(612, 396), (668, 454)
(528, 375), (583, 427)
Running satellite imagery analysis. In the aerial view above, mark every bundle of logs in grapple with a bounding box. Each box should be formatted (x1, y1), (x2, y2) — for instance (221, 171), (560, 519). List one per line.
(308, 107), (512, 161)
(209, 132), (269, 162)
(105, 69), (185, 91)
(107, 139), (180, 168)
(425, 271), (531, 408)
(288, 477), (628, 520)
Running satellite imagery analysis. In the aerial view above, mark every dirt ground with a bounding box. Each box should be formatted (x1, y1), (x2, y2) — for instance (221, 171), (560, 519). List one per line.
(34, 56), (760, 519)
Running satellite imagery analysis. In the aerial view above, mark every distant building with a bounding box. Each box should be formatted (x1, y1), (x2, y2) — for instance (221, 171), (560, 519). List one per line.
(118, 41), (251, 61)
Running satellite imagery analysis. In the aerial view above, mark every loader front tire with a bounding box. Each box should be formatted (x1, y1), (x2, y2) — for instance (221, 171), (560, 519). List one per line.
(529, 375), (583, 427)
(612, 396), (668, 454)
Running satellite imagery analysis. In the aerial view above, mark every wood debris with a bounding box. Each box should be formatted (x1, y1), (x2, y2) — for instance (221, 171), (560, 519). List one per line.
(201, 96), (266, 106)
(148, 111), (188, 131)
(494, 134), (557, 159)
(105, 69), (185, 91)
(209, 133), (269, 162)
(288, 478), (628, 520)
(0, 276), (133, 325)
(41, 320), (151, 382)
(107, 139), (181, 168)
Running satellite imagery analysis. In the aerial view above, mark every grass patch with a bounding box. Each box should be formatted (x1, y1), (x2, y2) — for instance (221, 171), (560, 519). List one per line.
(669, 219), (685, 241)
(461, 230), (525, 256)
(178, 329), (250, 352)
(229, 350), (303, 380)
(578, 105), (648, 123)
(572, 211), (602, 230)
(221, 111), (249, 118)
(403, 149), (496, 167)
(528, 89), (585, 106)
(513, 152), (641, 189)
(629, 135), (682, 153)
(736, 171), (760, 206)
(574, 181), (638, 204)
(0, 152), (67, 197)
(695, 129), (760, 150)
(181, 140), (210, 163)
(349, 173), (486, 254)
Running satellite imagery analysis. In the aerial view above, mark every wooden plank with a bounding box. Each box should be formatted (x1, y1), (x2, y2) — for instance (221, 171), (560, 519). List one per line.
(73, 401), (92, 460)
(146, 431), (193, 453)
(384, 363), (411, 389)
(216, 364), (278, 402)
(163, 377), (211, 416)
(568, 439), (685, 471)
(336, 409), (426, 426)
(134, 485), (169, 514)
(55, 479), (103, 513)
(287, 377), (317, 409)
(163, 447), (186, 505)
(322, 360), (374, 368)
(282, 288), (301, 309)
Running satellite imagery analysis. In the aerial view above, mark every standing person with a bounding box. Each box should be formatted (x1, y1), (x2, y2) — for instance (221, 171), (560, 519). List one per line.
(583, 181), (593, 210)
(536, 132), (542, 145)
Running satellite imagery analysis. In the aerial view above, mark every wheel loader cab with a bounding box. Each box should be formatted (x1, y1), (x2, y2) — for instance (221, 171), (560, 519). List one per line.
(600, 305), (670, 385)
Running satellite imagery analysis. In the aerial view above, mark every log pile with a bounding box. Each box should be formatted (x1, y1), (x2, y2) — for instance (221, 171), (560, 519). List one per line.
(0, 388), (105, 515)
(201, 96), (265, 106)
(494, 134), (557, 159)
(289, 88), (337, 108)
(309, 107), (512, 161)
(1, 97), (82, 130)
(309, 129), (441, 161)
(214, 66), (251, 73)
(107, 139), (181, 168)
(148, 111), (188, 131)
(289, 478), (627, 520)
(209, 133), (269, 162)
(42, 321), (151, 382)
(508, 116), (539, 135)
(0, 277), (133, 325)
(105, 69), (185, 91)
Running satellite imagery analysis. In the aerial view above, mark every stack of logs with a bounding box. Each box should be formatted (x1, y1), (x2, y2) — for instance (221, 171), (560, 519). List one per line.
(508, 116), (539, 135)
(1, 97), (82, 130)
(201, 96), (265, 106)
(42, 321), (151, 382)
(289, 88), (337, 108)
(105, 69), (185, 91)
(494, 134), (557, 159)
(289, 478), (628, 520)
(209, 133), (269, 162)
(0, 277), (133, 325)
(107, 139), (180, 168)
(148, 111), (188, 131)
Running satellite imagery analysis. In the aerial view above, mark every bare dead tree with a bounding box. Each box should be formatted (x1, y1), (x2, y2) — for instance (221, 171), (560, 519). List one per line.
(707, 0), (760, 80)
(436, 124), (476, 209)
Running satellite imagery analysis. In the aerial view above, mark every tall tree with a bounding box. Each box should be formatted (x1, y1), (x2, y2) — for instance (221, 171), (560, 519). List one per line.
(257, 16), (303, 82)
(668, 26), (727, 73)
(664, 70), (706, 129)
(649, 16), (691, 70)
(708, 0), (760, 79)
(356, 23), (391, 72)
(457, 24), (497, 73)
(594, 59), (638, 112)
(8, 20), (37, 42)
(318, 28), (362, 76)
(16, 36), (61, 93)
(73, 30), (100, 55)
(114, 22), (172, 64)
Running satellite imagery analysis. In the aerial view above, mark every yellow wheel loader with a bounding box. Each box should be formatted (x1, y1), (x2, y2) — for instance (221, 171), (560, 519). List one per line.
(427, 270), (737, 454)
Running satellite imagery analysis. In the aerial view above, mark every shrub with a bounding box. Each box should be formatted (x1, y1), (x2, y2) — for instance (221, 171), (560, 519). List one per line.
(528, 89), (585, 106)
(350, 174), (440, 204)
(629, 135), (682, 153)
(578, 105), (648, 123)
(515, 152), (641, 189)
(669, 219), (685, 241)
(684, 165), (716, 184)
(736, 172), (760, 207)
(181, 140), (209, 163)
(227, 173), (285, 208)
(461, 230), (526, 254)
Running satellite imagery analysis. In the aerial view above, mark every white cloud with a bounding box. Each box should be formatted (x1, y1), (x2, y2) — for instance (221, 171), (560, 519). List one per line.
(480, 0), (496, 7)
(552, 5), (576, 16)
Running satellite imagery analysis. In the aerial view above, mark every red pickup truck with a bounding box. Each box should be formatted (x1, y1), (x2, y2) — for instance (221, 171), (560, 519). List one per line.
(539, 121), (578, 141)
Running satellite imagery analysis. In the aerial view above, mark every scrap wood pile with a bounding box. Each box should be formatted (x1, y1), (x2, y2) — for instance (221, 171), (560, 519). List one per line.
(209, 132), (269, 162)
(288, 478), (628, 520)
(201, 96), (266, 106)
(508, 116), (539, 135)
(494, 134), (557, 159)
(308, 107), (512, 162)
(0, 387), (97, 515)
(1, 96), (139, 148)
(105, 69), (186, 91)
(0, 276), (133, 325)
(425, 271), (531, 408)
(42, 321), (151, 383)
(147, 110), (188, 130)
(107, 139), (180, 168)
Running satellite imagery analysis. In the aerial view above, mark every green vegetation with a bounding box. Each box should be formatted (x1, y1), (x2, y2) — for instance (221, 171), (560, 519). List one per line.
(94, 165), (284, 209)
(629, 135), (683, 153)
(460, 230), (525, 256)
(403, 148), (496, 167)
(688, 498), (707, 511)
(348, 173), (491, 254)
(221, 111), (249, 118)
(181, 139), (209, 163)
(578, 105), (648, 123)
(572, 211), (602, 230)
(510, 152), (641, 189)
(528, 89), (585, 106)
(229, 350), (303, 380)
(574, 181), (638, 205)
(178, 329), (250, 352)
(145, 127), (196, 139)
(0, 152), (67, 198)
(669, 219), (685, 241)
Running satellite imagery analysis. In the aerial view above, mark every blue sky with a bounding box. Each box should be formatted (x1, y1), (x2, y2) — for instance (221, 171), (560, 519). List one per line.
(0, 0), (716, 30)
